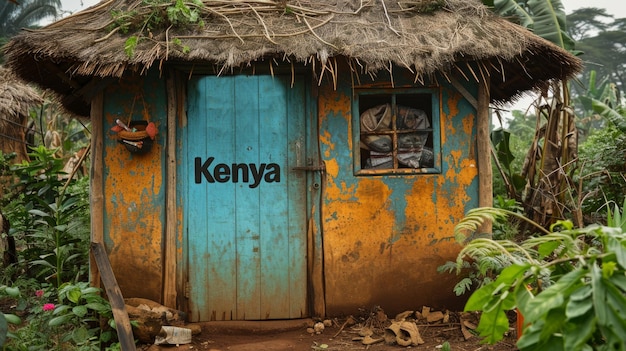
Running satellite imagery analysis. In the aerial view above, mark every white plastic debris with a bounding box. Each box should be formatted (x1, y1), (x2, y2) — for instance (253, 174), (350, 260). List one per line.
(154, 326), (192, 345)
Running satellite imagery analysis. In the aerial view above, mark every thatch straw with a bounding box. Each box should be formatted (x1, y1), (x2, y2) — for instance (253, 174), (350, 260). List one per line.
(0, 67), (41, 123)
(4, 0), (581, 116)
(0, 66), (42, 161)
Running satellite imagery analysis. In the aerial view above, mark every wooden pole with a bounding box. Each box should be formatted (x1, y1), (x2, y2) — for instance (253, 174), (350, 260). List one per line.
(477, 78), (493, 234)
(163, 69), (178, 308)
(91, 242), (137, 351)
(90, 91), (104, 288)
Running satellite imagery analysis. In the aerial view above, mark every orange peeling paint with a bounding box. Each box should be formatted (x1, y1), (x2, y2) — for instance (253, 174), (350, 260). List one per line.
(462, 113), (475, 135)
(103, 107), (164, 301)
(443, 92), (462, 139)
(446, 92), (461, 120)
(320, 130), (335, 160)
(324, 177), (395, 259)
(325, 178), (357, 202)
(318, 86), (351, 122)
(324, 158), (340, 178)
(321, 80), (481, 315)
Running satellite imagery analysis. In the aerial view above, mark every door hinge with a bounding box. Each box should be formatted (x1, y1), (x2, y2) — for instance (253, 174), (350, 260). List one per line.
(184, 281), (191, 298)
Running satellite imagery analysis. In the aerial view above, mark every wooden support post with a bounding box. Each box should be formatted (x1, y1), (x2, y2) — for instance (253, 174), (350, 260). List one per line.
(90, 92), (104, 288)
(477, 79), (493, 234)
(91, 242), (137, 351)
(163, 69), (178, 308)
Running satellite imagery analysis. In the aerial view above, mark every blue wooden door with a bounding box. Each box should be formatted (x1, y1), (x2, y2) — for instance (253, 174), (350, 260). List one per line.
(180, 75), (308, 321)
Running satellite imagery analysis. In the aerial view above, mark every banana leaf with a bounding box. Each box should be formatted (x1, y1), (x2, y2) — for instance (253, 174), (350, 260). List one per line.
(490, 0), (576, 51)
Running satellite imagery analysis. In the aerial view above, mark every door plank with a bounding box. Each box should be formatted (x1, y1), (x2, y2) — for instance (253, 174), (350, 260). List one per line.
(259, 76), (290, 318)
(204, 77), (239, 321)
(234, 76), (262, 319)
(185, 77), (211, 321)
(285, 77), (308, 318)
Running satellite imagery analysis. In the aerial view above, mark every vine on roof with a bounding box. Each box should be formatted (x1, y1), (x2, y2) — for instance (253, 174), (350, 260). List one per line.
(108, 0), (206, 57)
(102, 0), (447, 58)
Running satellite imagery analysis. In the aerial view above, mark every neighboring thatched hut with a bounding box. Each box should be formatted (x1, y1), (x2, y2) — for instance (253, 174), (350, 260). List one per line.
(0, 67), (42, 267)
(6, 0), (580, 322)
(0, 66), (40, 163)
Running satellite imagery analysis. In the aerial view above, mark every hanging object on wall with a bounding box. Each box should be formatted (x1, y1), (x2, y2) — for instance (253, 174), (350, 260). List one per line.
(111, 119), (157, 154)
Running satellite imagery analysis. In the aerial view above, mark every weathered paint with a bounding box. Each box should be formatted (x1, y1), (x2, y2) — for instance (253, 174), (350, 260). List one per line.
(178, 75), (308, 321)
(319, 70), (478, 315)
(98, 64), (482, 319)
(101, 71), (167, 302)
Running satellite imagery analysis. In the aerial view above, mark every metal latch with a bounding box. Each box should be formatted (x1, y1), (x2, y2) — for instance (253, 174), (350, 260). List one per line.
(292, 157), (325, 172)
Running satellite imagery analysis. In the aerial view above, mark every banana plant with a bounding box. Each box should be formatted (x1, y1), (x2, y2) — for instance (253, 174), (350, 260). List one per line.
(483, 0), (580, 228)
(579, 97), (626, 132)
(488, 0), (575, 50)
(576, 70), (625, 132)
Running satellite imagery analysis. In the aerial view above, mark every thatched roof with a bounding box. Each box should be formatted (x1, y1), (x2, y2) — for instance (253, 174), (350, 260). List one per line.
(0, 66), (41, 125)
(4, 0), (581, 116)
(0, 66), (41, 161)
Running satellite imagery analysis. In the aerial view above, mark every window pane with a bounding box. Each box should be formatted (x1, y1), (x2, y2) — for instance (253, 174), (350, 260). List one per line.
(358, 93), (435, 172)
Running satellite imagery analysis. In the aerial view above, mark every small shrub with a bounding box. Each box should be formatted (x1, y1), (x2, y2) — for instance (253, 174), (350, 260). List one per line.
(450, 201), (626, 350)
(1, 282), (117, 350)
(3, 146), (90, 286)
(0, 146), (119, 350)
(577, 125), (626, 217)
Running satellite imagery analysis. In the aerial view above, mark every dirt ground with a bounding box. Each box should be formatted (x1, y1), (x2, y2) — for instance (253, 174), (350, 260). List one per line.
(140, 310), (519, 351)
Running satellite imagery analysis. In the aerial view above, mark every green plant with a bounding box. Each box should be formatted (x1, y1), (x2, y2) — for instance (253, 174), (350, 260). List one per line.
(491, 128), (527, 200)
(0, 142), (108, 349)
(483, 0), (580, 229)
(0, 285), (23, 348)
(492, 195), (523, 240)
(49, 282), (116, 349)
(454, 202), (626, 350)
(574, 80), (626, 218)
(109, 0), (204, 57)
(1, 284), (57, 349)
(577, 127), (626, 217)
(438, 252), (508, 297)
(438, 205), (536, 296)
(2, 283), (117, 350)
(4, 146), (90, 287)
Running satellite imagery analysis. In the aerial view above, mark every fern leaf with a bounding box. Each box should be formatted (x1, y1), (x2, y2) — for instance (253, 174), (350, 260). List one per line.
(454, 278), (473, 296)
(455, 207), (508, 242)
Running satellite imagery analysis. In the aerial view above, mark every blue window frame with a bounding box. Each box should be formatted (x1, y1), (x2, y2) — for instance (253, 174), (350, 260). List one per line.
(353, 88), (441, 175)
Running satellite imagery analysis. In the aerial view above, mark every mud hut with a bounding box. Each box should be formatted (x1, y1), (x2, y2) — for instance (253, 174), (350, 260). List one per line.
(0, 67), (42, 266)
(6, 0), (580, 321)
(0, 67), (40, 163)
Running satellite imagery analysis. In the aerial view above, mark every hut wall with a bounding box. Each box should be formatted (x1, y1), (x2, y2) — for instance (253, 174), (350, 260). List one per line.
(318, 69), (479, 315)
(97, 65), (480, 316)
(100, 71), (167, 302)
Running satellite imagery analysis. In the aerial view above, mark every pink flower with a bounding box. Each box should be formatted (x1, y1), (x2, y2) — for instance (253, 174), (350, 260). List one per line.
(35, 290), (44, 298)
(43, 303), (55, 311)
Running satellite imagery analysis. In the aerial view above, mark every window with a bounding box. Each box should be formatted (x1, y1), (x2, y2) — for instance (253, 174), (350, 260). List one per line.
(354, 89), (440, 174)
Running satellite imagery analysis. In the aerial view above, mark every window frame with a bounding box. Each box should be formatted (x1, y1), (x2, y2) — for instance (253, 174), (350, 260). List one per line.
(352, 87), (442, 175)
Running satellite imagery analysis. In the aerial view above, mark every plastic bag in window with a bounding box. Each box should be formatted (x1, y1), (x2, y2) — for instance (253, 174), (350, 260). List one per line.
(360, 103), (393, 152)
(397, 106), (430, 130)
